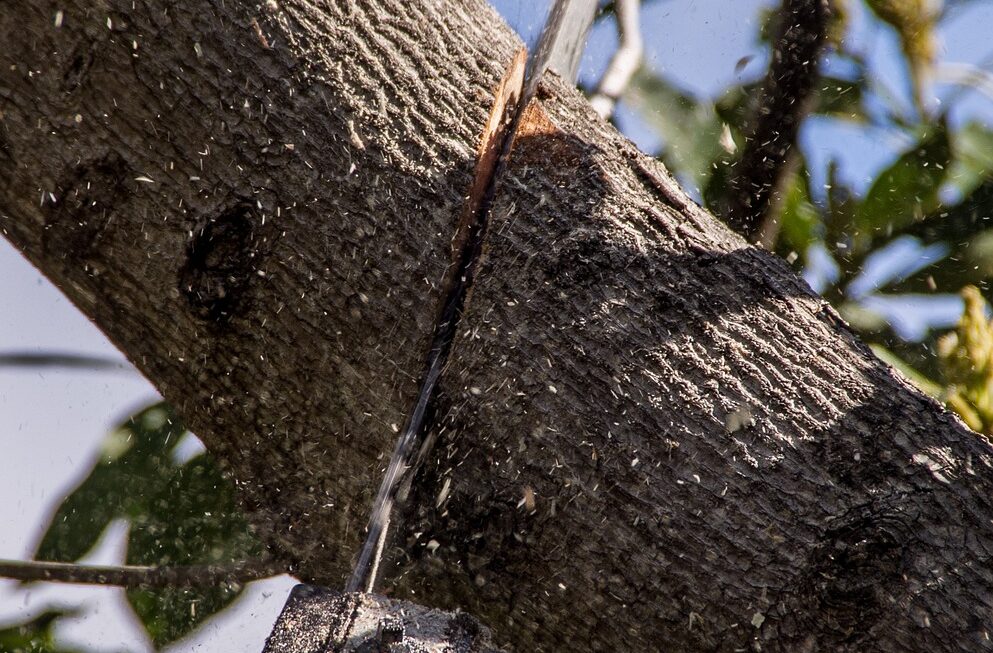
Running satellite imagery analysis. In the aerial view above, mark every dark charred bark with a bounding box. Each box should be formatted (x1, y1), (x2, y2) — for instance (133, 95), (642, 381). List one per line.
(2, 1), (993, 652)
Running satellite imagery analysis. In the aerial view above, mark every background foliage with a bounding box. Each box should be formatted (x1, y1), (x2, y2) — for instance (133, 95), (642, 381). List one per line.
(15, 405), (260, 649)
(623, 0), (993, 433)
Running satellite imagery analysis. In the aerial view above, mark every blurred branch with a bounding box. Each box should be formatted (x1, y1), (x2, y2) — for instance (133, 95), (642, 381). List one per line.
(0, 558), (282, 588)
(0, 351), (133, 372)
(590, 0), (643, 118)
(864, 0), (938, 116)
(933, 62), (993, 102)
(725, 0), (831, 241)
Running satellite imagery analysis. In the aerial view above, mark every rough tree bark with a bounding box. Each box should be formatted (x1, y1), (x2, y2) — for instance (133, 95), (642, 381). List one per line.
(2, 1), (993, 652)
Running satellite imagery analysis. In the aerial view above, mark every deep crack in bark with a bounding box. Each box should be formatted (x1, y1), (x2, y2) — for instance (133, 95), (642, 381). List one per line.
(345, 49), (528, 593)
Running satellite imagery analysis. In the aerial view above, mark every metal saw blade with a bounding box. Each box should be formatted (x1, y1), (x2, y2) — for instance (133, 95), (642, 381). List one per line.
(522, 0), (598, 105)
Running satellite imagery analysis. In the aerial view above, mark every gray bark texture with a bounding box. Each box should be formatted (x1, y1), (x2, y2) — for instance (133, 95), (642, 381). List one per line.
(2, 1), (993, 651)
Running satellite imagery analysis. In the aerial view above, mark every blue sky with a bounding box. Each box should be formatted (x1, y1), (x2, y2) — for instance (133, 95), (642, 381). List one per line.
(2, 1), (992, 650)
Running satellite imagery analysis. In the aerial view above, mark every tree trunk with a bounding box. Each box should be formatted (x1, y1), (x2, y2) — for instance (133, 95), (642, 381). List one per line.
(3, 1), (993, 651)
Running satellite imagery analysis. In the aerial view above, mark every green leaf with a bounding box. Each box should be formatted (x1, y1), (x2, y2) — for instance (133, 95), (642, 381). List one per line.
(0, 609), (83, 653)
(32, 402), (262, 647)
(626, 66), (728, 192)
(831, 126), (993, 290)
(813, 76), (867, 122)
(837, 301), (888, 333)
(125, 457), (261, 647)
(714, 74), (866, 134)
(34, 464), (134, 562)
(35, 404), (182, 562)
(778, 163), (822, 253)
(870, 344), (944, 398)
(714, 83), (756, 135)
(119, 403), (187, 463)
(875, 181), (993, 295)
(128, 585), (241, 648)
(945, 121), (993, 199)
(852, 120), (951, 251)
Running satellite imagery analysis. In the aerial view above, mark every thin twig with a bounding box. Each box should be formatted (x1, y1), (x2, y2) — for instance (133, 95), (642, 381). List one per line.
(590, 0), (643, 119)
(0, 351), (134, 373)
(0, 558), (282, 588)
(250, 17), (271, 49)
(724, 0), (831, 242)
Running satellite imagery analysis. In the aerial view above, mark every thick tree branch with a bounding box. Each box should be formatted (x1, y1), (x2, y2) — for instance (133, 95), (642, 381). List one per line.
(724, 0), (831, 241)
(1, 0), (516, 589)
(0, 558), (281, 588)
(3, 1), (993, 651)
